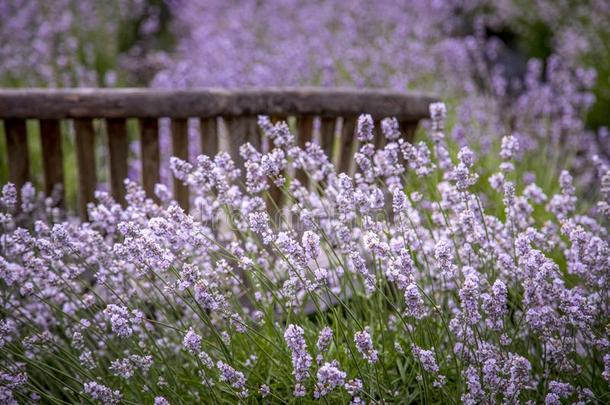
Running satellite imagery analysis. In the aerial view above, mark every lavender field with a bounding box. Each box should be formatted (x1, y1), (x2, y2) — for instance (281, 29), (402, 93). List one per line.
(1, 1), (609, 404)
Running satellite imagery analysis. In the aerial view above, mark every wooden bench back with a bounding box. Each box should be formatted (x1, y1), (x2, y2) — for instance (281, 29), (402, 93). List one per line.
(0, 88), (436, 219)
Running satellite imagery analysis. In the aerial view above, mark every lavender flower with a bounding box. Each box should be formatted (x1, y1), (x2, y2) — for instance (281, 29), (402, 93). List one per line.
(411, 344), (440, 374)
(83, 381), (122, 405)
(429, 102), (447, 134)
(404, 283), (426, 319)
(459, 269), (481, 325)
(154, 397), (170, 405)
(259, 384), (270, 398)
(109, 354), (152, 379)
(0, 184), (17, 211)
(284, 324), (312, 395)
(500, 135), (520, 160)
(183, 328), (202, 355)
(314, 361), (346, 398)
(316, 326), (333, 353)
(381, 117), (401, 141)
(217, 361), (248, 396)
(302, 230), (320, 260)
(434, 239), (457, 278)
(345, 378), (363, 396)
(103, 305), (142, 338)
(354, 328), (378, 364)
(482, 280), (508, 330)
(356, 114), (374, 142)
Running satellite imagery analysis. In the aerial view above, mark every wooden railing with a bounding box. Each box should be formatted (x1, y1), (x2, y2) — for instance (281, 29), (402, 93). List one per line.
(0, 87), (436, 219)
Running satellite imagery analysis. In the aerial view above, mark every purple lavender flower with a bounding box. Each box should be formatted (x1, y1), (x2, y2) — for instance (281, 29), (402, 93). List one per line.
(316, 326), (333, 353)
(154, 397), (170, 405)
(183, 328), (202, 355)
(302, 230), (321, 260)
(350, 250), (377, 295)
(459, 269), (481, 325)
(284, 324), (312, 395)
(217, 361), (248, 396)
(381, 117), (401, 141)
(411, 344), (440, 374)
(0, 184), (17, 211)
(500, 135), (520, 160)
(434, 239), (457, 278)
(354, 328), (378, 364)
(482, 280), (508, 330)
(103, 305), (142, 338)
(345, 378), (363, 396)
(259, 384), (270, 398)
(357, 114), (374, 142)
(314, 361), (346, 398)
(83, 381), (122, 405)
(429, 102), (447, 135)
(109, 354), (152, 380)
(603, 354), (610, 382)
(404, 283), (426, 319)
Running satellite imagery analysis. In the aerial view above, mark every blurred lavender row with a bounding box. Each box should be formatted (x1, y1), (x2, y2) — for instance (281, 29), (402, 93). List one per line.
(2, 0), (609, 186)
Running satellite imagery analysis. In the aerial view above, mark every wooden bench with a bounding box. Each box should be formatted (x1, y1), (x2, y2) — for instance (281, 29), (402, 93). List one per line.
(0, 88), (436, 219)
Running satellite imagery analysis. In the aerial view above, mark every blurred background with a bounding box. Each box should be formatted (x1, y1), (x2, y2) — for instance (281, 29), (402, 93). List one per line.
(1, 0), (609, 206)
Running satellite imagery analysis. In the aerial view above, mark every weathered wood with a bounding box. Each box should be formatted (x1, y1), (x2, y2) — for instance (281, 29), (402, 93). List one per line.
(106, 118), (128, 206)
(245, 116), (261, 151)
(171, 118), (190, 211)
(4, 119), (30, 192)
(319, 117), (336, 162)
(200, 117), (218, 157)
(39, 119), (64, 202)
(296, 115), (314, 187)
(140, 118), (160, 201)
(400, 120), (418, 142)
(1, 88), (437, 216)
(74, 118), (97, 220)
(374, 120), (385, 150)
(338, 117), (357, 174)
(0, 88), (437, 121)
(225, 117), (249, 173)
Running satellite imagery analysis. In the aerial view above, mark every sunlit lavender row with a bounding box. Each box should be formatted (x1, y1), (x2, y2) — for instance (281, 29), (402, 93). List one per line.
(1, 104), (608, 403)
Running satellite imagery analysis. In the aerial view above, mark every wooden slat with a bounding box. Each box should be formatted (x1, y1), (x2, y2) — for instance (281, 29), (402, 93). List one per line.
(337, 117), (357, 174)
(400, 120), (419, 142)
(296, 115), (314, 187)
(39, 119), (64, 203)
(140, 118), (160, 201)
(246, 116), (261, 151)
(171, 118), (190, 211)
(225, 117), (249, 173)
(200, 117), (218, 157)
(4, 118), (30, 193)
(106, 118), (128, 206)
(0, 88), (437, 121)
(319, 117), (336, 163)
(374, 120), (385, 150)
(74, 118), (97, 220)
(225, 116), (261, 173)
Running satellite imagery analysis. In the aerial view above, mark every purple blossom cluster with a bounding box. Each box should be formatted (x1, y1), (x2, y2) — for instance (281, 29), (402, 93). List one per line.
(0, 102), (608, 402)
(354, 328), (378, 365)
(284, 324), (312, 397)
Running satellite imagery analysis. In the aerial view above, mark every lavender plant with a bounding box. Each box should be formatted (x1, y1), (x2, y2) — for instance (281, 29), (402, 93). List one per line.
(1, 103), (609, 403)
